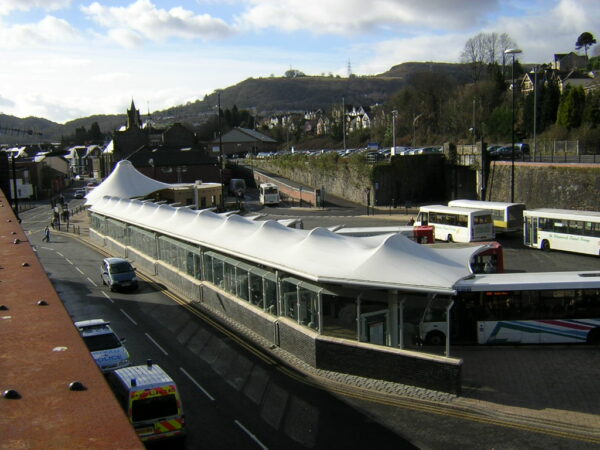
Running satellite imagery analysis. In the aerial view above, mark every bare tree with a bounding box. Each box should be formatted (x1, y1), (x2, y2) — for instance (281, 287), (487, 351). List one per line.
(461, 33), (487, 82)
(461, 32), (517, 81)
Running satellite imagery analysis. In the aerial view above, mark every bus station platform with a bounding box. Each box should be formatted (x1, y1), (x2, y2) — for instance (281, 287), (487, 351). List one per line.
(58, 207), (600, 445)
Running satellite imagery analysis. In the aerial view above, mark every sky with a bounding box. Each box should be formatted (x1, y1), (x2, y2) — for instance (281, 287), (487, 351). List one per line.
(0, 0), (598, 124)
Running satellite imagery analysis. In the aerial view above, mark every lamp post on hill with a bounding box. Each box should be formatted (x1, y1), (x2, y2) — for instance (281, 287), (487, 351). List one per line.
(392, 110), (398, 154)
(505, 48), (522, 203)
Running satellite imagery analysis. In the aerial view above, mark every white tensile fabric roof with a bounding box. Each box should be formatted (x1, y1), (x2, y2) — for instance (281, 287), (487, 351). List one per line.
(85, 160), (171, 206)
(90, 195), (482, 294)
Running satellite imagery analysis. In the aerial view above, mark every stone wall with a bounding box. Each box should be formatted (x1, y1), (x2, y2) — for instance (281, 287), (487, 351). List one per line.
(247, 157), (600, 210)
(249, 154), (475, 207)
(487, 161), (600, 210)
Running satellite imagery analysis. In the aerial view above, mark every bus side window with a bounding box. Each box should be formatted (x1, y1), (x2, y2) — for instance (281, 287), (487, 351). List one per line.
(417, 212), (427, 225)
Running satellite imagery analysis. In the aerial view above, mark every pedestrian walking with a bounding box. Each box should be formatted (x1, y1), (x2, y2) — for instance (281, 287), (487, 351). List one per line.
(42, 226), (50, 242)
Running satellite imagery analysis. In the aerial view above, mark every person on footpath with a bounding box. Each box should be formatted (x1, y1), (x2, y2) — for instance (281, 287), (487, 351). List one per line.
(42, 226), (50, 242)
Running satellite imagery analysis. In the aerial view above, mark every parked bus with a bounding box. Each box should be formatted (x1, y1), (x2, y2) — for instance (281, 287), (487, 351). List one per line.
(259, 183), (280, 206)
(448, 199), (525, 233)
(523, 208), (600, 256)
(333, 225), (434, 243)
(415, 205), (494, 243)
(426, 241), (504, 274)
(418, 271), (600, 345)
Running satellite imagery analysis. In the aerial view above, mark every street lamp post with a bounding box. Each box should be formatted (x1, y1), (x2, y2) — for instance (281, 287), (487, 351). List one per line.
(392, 110), (398, 154)
(505, 48), (522, 203)
(531, 66), (538, 160)
(412, 113), (423, 148)
(217, 92), (224, 210)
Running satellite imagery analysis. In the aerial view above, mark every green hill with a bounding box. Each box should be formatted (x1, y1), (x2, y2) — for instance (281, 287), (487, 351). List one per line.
(0, 62), (473, 145)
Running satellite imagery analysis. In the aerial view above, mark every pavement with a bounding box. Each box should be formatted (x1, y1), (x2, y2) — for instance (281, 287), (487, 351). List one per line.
(57, 206), (600, 445)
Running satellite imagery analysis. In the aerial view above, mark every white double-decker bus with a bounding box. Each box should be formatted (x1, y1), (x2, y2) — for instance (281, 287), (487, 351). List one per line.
(259, 183), (280, 206)
(523, 208), (600, 256)
(415, 205), (494, 243)
(448, 199), (525, 233)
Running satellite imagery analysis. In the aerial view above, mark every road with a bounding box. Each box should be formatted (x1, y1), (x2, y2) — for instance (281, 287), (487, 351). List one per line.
(19, 191), (600, 449)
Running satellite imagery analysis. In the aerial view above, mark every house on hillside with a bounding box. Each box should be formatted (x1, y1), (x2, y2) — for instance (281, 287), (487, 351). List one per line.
(552, 52), (587, 71)
(215, 127), (278, 157)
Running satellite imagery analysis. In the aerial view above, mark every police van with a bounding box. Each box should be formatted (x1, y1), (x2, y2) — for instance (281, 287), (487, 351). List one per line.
(107, 361), (185, 442)
(75, 319), (130, 373)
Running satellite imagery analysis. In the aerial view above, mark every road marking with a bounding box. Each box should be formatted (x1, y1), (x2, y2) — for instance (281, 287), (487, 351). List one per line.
(234, 420), (268, 450)
(56, 252), (64, 257)
(87, 277), (97, 287)
(65, 258), (74, 265)
(179, 367), (215, 401)
(101, 291), (114, 303)
(145, 332), (168, 355)
(120, 309), (138, 325)
(75, 267), (84, 275)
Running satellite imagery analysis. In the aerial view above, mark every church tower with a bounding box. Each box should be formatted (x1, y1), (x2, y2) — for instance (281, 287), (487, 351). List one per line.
(127, 99), (142, 129)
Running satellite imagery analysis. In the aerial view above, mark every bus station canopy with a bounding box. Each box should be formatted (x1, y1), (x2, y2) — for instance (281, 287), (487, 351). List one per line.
(85, 160), (171, 206)
(90, 195), (484, 294)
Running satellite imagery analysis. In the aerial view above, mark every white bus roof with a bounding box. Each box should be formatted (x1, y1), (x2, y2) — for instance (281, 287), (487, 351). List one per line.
(455, 271), (600, 292)
(334, 226), (414, 236)
(419, 204), (492, 214)
(524, 208), (600, 221)
(259, 183), (278, 188)
(448, 199), (525, 209)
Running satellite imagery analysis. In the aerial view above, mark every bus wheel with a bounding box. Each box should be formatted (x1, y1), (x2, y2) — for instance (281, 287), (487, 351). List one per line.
(541, 239), (550, 251)
(426, 331), (446, 346)
(587, 328), (600, 345)
(446, 234), (453, 243)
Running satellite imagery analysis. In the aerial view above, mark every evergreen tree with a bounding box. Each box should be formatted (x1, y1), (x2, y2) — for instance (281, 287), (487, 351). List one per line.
(556, 86), (586, 129)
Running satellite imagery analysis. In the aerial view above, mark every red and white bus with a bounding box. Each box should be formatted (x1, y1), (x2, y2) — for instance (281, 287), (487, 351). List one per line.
(426, 241), (504, 274)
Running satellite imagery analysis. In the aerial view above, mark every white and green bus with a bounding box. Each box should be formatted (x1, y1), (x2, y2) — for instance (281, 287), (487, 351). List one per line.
(523, 208), (600, 256)
(415, 205), (495, 243)
(448, 199), (525, 233)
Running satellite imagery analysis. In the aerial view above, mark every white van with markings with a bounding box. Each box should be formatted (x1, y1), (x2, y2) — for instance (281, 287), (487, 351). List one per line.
(107, 361), (185, 442)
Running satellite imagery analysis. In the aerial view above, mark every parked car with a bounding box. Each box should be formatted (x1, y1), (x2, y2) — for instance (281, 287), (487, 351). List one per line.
(75, 319), (130, 373)
(73, 189), (86, 199)
(101, 257), (138, 291)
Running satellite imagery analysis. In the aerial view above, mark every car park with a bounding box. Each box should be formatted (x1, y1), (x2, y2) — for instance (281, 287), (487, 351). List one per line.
(101, 257), (138, 291)
(75, 319), (130, 373)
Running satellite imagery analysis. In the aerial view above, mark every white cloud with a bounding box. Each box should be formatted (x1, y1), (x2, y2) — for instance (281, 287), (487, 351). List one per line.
(488, 0), (600, 62)
(0, 0), (71, 16)
(0, 95), (15, 107)
(81, 0), (235, 46)
(236, 0), (497, 34)
(0, 15), (79, 48)
(358, 33), (467, 75)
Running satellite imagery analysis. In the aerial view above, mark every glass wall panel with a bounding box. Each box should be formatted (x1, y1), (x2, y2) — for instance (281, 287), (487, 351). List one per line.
(203, 253), (214, 283)
(264, 278), (277, 315)
(213, 258), (224, 288)
(322, 294), (358, 339)
(224, 261), (236, 293)
(249, 273), (264, 308)
(298, 287), (319, 330)
(281, 280), (298, 321)
(236, 267), (249, 301)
